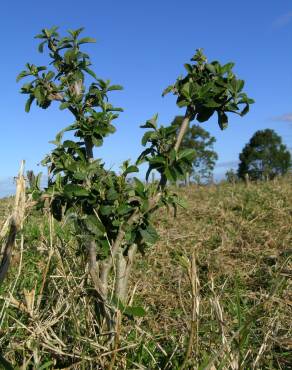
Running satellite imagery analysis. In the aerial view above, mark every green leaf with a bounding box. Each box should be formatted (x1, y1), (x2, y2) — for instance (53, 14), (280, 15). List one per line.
(124, 165), (139, 176)
(148, 156), (166, 165)
(25, 96), (35, 112)
(38, 41), (46, 53)
(73, 172), (86, 180)
(139, 224), (159, 245)
(63, 140), (79, 149)
(140, 114), (158, 129)
(83, 67), (98, 80)
(165, 167), (177, 182)
(37, 66), (47, 72)
(136, 148), (153, 164)
(106, 187), (119, 201)
(63, 184), (89, 197)
(205, 63), (216, 74)
(177, 148), (196, 161)
(205, 100), (221, 108)
(64, 49), (77, 63)
(162, 85), (174, 97)
(174, 196), (188, 209)
(181, 82), (191, 99)
(38, 361), (55, 370)
(218, 111), (228, 130)
(107, 84), (123, 91)
(16, 70), (30, 82)
(184, 63), (193, 73)
(46, 71), (55, 80)
(240, 104), (249, 116)
(117, 204), (132, 215)
(100, 205), (113, 216)
(78, 37), (96, 44)
(196, 108), (214, 122)
(141, 131), (153, 146)
(133, 177), (145, 195)
(68, 27), (84, 39)
(124, 305), (146, 318)
(34, 85), (45, 104)
(59, 101), (70, 110)
(236, 79), (244, 92)
(221, 62), (235, 74)
(177, 97), (188, 108)
(84, 215), (105, 236)
(92, 137), (103, 147)
(109, 106), (123, 112)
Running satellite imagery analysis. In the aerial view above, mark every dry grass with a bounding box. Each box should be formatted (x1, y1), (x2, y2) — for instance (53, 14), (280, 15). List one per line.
(130, 178), (292, 368)
(0, 177), (291, 369)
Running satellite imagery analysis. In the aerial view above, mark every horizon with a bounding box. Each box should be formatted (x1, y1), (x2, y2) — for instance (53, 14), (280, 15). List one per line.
(1, 0), (291, 197)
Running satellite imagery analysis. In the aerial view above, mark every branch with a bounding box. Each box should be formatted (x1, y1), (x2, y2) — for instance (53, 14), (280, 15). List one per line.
(84, 137), (94, 162)
(174, 110), (192, 152)
(114, 244), (137, 302)
(158, 110), (192, 190)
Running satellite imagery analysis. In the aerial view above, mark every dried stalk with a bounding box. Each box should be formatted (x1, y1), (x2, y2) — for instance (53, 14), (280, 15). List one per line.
(181, 253), (200, 369)
(0, 160), (26, 284)
(108, 309), (121, 370)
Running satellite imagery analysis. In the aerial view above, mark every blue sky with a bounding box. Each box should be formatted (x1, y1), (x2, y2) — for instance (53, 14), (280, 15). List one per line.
(0, 0), (291, 196)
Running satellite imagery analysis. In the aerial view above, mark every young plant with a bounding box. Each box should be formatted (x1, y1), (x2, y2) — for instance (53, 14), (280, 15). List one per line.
(18, 27), (253, 331)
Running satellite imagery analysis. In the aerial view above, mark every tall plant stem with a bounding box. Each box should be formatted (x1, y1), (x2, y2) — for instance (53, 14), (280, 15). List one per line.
(85, 137), (94, 162)
(0, 161), (26, 284)
(159, 110), (191, 190)
(174, 110), (191, 152)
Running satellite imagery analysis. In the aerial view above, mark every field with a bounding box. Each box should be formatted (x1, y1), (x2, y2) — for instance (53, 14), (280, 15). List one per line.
(0, 178), (291, 369)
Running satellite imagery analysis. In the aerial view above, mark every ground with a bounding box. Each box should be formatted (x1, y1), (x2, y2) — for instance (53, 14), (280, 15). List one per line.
(0, 178), (291, 369)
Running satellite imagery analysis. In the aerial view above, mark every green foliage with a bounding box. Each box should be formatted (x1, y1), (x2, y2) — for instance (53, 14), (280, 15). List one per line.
(17, 27), (186, 274)
(170, 116), (218, 182)
(137, 114), (196, 184)
(225, 168), (238, 183)
(18, 31), (253, 265)
(238, 129), (291, 180)
(163, 48), (254, 129)
(14, 28), (254, 367)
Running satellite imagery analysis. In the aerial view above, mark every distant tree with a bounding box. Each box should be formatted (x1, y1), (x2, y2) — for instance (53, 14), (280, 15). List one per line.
(26, 170), (42, 190)
(238, 129), (291, 181)
(225, 168), (238, 183)
(26, 170), (35, 188)
(170, 116), (218, 183)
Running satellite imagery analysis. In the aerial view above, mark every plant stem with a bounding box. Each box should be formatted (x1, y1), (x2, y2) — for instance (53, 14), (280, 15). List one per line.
(174, 110), (191, 152)
(85, 137), (94, 162)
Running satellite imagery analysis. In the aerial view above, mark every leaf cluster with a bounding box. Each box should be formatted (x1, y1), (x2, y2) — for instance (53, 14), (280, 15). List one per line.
(17, 27), (123, 147)
(17, 27), (170, 256)
(163, 48), (254, 129)
(18, 28), (253, 263)
(137, 114), (196, 183)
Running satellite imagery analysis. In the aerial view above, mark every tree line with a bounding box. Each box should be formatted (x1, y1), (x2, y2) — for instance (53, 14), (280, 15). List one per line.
(175, 125), (291, 184)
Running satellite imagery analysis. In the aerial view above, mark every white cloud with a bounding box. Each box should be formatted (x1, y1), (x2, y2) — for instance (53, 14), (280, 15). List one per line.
(216, 160), (238, 169)
(273, 11), (292, 28)
(272, 113), (292, 122)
